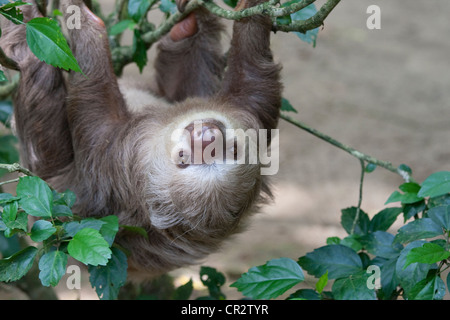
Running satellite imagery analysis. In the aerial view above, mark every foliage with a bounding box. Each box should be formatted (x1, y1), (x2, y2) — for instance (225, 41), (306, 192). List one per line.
(0, 176), (129, 299)
(1, 0), (449, 301)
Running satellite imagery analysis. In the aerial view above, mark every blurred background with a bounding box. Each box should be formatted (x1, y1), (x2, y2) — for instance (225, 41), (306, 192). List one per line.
(1, 0), (449, 299)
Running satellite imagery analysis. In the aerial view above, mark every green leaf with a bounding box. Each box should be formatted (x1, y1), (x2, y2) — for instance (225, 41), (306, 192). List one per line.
(16, 176), (53, 218)
(0, 101), (13, 126)
(281, 97), (298, 113)
(132, 29), (147, 73)
(172, 278), (193, 300)
(231, 258), (304, 300)
(0, 246), (38, 282)
(2, 201), (28, 232)
(38, 250), (68, 287)
(88, 247), (128, 300)
(331, 270), (376, 300)
(427, 205), (450, 230)
(223, 0), (238, 8)
(63, 218), (106, 237)
(0, 5), (24, 25)
(360, 231), (403, 259)
(128, 0), (151, 22)
(291, 4), (319, 47)
(120, 225), (148, 239)
(408, 274), (446, 300)
(404, 243), (450, 269)
(298, 245), (363, 279)
(26, 17), (82, 72)
(395, 240), (433, 298)
(418, 171), (450, 198)
(200, 266), (226, 300)
(315, 271), (328, 294)
(385, 190), (423, 205)
(67, 228), (112, 266)
(394, 218), (443, 244)
(377, 257), (399, 298)
(109, 19), (136, 36)
(369, 207), (402, 232)
(159, 0), (177, 14)
(287, 288), (320, 300)
(99, 215), (119, 246)
(340, 207), (370, 236)
(30, 220), (56, 242)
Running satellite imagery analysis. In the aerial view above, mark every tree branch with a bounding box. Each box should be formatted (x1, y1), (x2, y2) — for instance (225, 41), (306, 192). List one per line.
(0, 163), (35, 177)
(111, 0), (341, 74)
(280, 113), (413, 182)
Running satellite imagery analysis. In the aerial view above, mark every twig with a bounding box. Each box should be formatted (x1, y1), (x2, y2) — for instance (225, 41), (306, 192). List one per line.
(0, 177), (20, 187)
(280, 113), (412, 182)
(350, 159), (365, 235)
(0, 163), (35, 177)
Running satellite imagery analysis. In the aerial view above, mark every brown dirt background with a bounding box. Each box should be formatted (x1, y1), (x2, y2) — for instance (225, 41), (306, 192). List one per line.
(1, 0), (450, 299)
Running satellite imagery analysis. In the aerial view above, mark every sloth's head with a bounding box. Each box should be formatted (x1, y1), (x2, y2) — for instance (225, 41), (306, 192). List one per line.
(137, 99), (271, 243)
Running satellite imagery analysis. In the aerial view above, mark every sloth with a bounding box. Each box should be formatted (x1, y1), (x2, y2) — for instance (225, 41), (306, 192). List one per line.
(0, 0), (282, 278)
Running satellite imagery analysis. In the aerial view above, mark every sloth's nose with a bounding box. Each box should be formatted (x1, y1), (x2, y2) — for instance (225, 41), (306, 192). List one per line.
(184, 120), (224, 164)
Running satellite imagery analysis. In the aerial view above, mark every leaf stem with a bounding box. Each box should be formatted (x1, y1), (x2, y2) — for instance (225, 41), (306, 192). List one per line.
(350, 159), (365, 235)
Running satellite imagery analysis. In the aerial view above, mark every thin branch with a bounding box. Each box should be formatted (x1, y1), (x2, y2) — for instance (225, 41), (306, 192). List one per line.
(0, 177), (20, 187)
(280, 113), (412, 182)
(0, 163), (35, 177)
(350, 159), (365, 235)
(112, 0), (341, 74)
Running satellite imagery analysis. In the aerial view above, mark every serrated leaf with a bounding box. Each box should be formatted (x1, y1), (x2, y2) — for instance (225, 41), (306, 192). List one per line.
(99, 215), (119, 246)
(0, 246), (38, 282)
(396, 240), (432, 298)
(394, 218), (443, 244)
(38, 250), (68, 287)
(409, 275), (446, 300)
(404, 243), (450, 269)
(30, 220), (56, 242)
(298, 245), (363, 279)
(128, 0), (151, 22)
(231, 258), (304, 299)
(88, 247), (128, 300)
(26, 17), (82, 72)
(418, 171), (450, 198)
(385, 190), (423, 205)
(360, 231), (403, 259)
(0, 6), (24, 25)
(172, 278), (193, 300)
(200, 266), (226, 300)
(68, 228), (112, 266)
(331, 270), (376, 300)
(340, 207), (370, 236)
(16, 176), (53, 218)
(427, 205), (450, 230)
(63, 218), (106, 237)
(369, 207), (402, 232)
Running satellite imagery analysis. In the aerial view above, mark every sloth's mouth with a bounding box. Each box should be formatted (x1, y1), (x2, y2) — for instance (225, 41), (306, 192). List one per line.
(175, 119), (238, 168)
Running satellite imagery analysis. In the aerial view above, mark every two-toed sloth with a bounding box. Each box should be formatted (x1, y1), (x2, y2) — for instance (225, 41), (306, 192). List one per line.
(0, 0), (282, 278)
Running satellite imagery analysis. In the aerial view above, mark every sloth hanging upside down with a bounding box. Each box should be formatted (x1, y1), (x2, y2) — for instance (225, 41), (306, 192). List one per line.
(0, 0), (282, 279)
